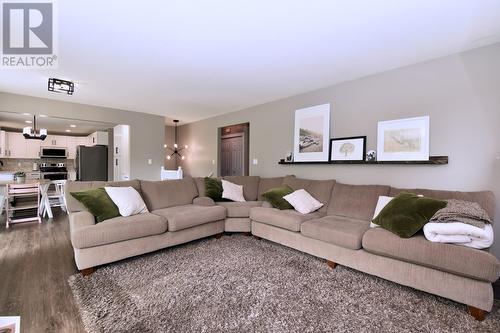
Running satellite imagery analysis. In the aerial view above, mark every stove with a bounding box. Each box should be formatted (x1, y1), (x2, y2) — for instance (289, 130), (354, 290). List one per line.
(39, 162), (68, 180)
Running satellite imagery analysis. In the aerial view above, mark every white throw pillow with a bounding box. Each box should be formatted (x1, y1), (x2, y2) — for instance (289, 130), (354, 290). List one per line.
(221, 179), (246, 202)
(104, 186), (149, 217)
(370, 196), (393, 228)
(283, 189), (323, 214)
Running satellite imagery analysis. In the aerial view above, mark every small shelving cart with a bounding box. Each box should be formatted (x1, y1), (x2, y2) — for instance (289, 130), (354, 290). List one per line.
(5, 181), (41, 228)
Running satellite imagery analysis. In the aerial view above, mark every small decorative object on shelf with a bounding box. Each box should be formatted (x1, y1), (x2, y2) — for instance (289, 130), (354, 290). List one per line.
(330, 136), (366, 162)
(14, 171), (26, 183)
(366, 150), (377, 162)
(285, 151), (293, 162)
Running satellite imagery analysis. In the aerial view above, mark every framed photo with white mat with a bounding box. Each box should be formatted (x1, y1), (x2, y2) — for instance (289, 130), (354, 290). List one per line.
(377, 116), (430, 161)
(293, 103), (330, 162)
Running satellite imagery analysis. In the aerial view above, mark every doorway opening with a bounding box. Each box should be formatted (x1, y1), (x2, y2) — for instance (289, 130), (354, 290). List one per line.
(218, 123), (249, 177)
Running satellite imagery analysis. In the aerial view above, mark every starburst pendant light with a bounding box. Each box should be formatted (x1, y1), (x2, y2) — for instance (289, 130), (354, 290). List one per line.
(166, 120), (187, 160)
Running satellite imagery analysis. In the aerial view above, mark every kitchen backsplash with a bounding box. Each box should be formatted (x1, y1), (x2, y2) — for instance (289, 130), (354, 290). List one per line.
(0, 158), (76, 172)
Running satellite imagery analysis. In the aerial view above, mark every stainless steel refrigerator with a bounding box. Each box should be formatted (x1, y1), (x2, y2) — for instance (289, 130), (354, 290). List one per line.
(76, 145), (108, 181)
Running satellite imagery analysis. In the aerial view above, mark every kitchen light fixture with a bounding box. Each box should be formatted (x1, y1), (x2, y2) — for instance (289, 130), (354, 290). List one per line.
(165, 119), (188, 160)
(48, 78), (74, 95)
(23, 115), (47, 140)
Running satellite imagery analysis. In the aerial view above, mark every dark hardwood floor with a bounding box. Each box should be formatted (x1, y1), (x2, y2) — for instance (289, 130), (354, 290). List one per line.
(0, 210), (86, 333)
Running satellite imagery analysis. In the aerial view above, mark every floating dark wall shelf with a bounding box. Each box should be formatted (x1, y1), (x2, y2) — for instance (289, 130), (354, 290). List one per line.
(278, 156), (448, 165)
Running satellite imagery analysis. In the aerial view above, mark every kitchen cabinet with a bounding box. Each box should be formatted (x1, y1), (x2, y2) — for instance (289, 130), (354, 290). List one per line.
(0, 130), (7, 157)
(113, 125), (130, 181)
(26, 138), (41, 158)
(6, 132), (27, 158)
(45, 135), (67, 147)
(87, 131), (108, 146)
(66, 136), (77, 159)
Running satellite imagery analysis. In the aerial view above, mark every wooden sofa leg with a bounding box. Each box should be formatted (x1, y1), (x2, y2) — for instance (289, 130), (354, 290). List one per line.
(467, 305), (486, 321)
(214, 233), (223, 239)
(253, 235), (262, 240)
(243, 232), (252, 237)
(326, 260), (337, 269)
(81, 267), (94, 277)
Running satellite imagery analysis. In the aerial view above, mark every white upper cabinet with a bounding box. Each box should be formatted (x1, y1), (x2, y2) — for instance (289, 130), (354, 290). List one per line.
(45, 135), (67, 147)
(26, 138), (42, 158)
(0, 130), (7, 157)
(87, 131), (108, 146)
(6, 132), (27, 158)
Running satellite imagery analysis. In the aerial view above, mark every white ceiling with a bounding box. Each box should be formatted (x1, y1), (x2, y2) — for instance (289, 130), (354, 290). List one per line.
(0, 112), (113, 135)
(0, 0), (499, 123)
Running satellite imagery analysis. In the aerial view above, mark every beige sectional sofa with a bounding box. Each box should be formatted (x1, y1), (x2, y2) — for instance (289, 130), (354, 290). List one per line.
(65, 175), (499, 320)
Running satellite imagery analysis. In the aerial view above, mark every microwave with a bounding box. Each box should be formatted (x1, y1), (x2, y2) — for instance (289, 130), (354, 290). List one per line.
(40, 147), (67, 158)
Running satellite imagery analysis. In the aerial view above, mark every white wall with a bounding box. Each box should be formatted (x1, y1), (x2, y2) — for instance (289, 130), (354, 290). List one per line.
(179, 43), (500, 258)
(0, 92), (165, 180)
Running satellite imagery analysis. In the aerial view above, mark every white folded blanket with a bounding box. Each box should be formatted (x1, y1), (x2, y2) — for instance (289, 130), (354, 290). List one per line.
(423, 222), (494, 249)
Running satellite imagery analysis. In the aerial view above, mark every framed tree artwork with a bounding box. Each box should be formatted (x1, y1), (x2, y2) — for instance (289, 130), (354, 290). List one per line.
(329, 136), (366, 162)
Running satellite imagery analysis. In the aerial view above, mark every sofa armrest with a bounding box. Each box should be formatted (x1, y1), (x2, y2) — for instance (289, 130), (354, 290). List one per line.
(193, 196), (215, 206)
(69, 211), (95, 233)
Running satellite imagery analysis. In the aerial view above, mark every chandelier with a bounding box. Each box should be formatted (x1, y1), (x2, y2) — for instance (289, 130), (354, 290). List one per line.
(166, 119), (187, 160)
(23, 115), (47, 140)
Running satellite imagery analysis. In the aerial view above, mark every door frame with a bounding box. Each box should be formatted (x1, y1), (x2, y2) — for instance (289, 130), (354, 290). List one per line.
(217, 123), (249, 177)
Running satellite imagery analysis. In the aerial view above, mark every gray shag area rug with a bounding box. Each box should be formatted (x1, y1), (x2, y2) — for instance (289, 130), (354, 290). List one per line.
(69, 235), (500, 333)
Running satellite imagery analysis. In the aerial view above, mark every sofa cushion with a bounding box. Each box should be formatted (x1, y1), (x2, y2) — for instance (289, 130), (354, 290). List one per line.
(257, 177), (285, 200)
(389, 187), (496, 222)
(362, 228), (500, 282)
(250, 207), (324, 232)
(223, 176), (260, 201)
(301, 215), (370, 250)
(327, 183), (391, 220)
(71, 213), (167, 249)
(140, 178), (198, 211)
(152, 204), (226, 232)
(65, 180), (107, 213)
(282, 176), (335, 213)
(216, 201), (263, 217)
(105, 179), (142, 193)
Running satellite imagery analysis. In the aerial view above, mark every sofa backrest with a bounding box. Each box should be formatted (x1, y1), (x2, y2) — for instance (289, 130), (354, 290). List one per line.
(283, 175), (335, 213)
(193, 177), (206, 197)
(327, 183), (391, 220)
(140, 177), (198, 211)
(65, 179), (141, 213)
(223, 176), (260, 201)
(257, 177), (285, 200)
(389, 187), (496, 223)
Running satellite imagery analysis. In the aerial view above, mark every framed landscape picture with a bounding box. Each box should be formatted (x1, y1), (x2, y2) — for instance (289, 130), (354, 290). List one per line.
(293, 103), (330, 162)
(330, 136), (366, 162)
(377, 116), (430, 161)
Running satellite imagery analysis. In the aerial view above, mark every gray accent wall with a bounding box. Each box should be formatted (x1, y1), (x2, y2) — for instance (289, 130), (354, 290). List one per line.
(178, 43), (500, 258)
(0, 92), (164, 180)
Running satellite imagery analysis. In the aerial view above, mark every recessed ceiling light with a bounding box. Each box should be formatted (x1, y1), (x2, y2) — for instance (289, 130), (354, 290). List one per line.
(70, 124), (76, 128)
(25, 120), (32, 124)
(22, 113), (30, 116)
(65, 129), (71, 132)
(39, 114), (48, 117)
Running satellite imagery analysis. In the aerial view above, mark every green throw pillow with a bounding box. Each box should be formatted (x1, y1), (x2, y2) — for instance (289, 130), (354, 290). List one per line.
(204, 177), (229, 202)
(372, 192), (447, 238)
(262, 185), (294, 210)
(70, 188), (120, 223)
